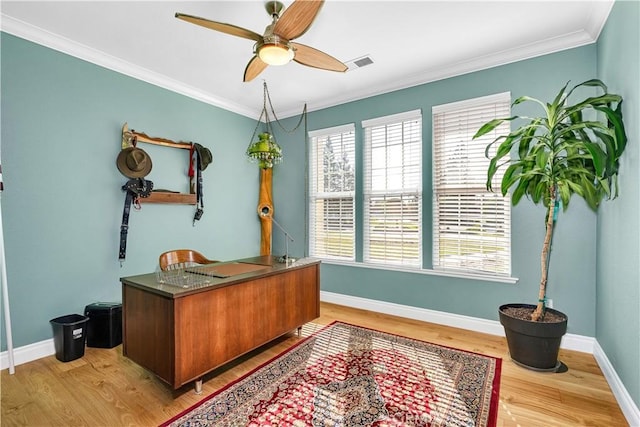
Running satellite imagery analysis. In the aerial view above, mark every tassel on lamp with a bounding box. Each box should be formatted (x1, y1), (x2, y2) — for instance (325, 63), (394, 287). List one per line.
(246, 132), (282, 169)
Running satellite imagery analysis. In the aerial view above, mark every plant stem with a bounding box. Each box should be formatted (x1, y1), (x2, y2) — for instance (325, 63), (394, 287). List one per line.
(533, 185), (556, 321)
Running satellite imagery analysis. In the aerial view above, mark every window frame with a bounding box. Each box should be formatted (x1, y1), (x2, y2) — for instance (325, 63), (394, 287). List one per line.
(308, 123), (357, 261)
(362, 109), (423, 268)
(432, 92), (512, 277)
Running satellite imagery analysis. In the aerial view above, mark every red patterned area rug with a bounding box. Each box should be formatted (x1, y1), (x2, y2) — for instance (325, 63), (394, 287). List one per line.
(162, 321), (501, 427)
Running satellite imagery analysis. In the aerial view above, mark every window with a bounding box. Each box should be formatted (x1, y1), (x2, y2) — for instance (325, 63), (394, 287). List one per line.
(432, 93), (511, 276)
(308, 124), (356, 260)
(362, 110), (422, 267)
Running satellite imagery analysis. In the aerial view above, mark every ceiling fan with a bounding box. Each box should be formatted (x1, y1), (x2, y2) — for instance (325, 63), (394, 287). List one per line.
(175, 0), (348, 82)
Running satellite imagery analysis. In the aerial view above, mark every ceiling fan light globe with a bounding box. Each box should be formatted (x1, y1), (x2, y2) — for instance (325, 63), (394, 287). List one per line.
(259, 44), (294, 66)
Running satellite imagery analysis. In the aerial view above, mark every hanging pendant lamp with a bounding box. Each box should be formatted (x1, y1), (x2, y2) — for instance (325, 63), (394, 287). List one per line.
(247, 132), (282, 169)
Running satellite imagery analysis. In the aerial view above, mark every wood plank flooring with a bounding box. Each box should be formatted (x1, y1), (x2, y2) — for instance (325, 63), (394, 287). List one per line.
(1, 302), (628, 426)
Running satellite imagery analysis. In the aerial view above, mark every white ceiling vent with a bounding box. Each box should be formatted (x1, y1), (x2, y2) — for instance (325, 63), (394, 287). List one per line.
(345, 55), (374, 71)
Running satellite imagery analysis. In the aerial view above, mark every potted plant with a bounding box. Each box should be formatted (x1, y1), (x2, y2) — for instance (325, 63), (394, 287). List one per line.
(473, 79), (627, 371)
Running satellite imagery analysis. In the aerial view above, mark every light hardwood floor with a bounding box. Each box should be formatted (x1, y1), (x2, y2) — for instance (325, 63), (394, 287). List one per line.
(1, 302), (628, 426)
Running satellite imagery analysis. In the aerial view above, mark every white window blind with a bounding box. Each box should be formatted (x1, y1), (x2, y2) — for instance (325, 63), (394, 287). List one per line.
(432, 93), (511, 276)
(363, 110), (422, 267)
(308, 124), (356, 261)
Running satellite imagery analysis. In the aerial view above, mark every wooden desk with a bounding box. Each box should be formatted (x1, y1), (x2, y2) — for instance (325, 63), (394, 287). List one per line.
(120, 256), (320, 391)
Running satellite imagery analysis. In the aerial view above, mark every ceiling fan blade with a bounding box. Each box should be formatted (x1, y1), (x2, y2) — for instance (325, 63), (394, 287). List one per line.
(244, 56), (269, 82)
(273, 0), (324, 41)
(291, 42), (347, 73)
(175, 13), (262, 41)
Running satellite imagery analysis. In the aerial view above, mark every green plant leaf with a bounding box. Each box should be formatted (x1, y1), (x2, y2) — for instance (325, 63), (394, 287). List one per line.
(580, 175), (599, 211)
(495, 137), (516, 160)
(596, 177), (612, 199)
(512, 178), (529, 204)
(486, 157), (499, 191)
(532, 180), (548, 203)
(501, 164), (522, 195)
(535, 148), (548, 170)
(594, 103), (627, 156)
(576, 78), (608, 92)
(613, 102), (627, 156)
(564, 94), (623, 120)
(473, 117), (515, 139)
(582, 143), (606, 176)
(518, 123), (539, 158)
(612, 174), (620, 199)
(551, 81), (571, 107)
(592, 129), (618, 176)
(558, 181), (571, 209)
(566, 180), (584, 197)
(601, 178), (612, 197)
(484, 135), (506, 158)
(512, 95), (545, 110)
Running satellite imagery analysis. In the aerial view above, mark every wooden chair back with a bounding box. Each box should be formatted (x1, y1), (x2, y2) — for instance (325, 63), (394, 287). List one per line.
(158, 249), (216, 271)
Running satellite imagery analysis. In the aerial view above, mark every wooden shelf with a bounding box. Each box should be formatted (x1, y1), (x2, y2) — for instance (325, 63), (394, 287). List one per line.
(140, 192), (196, 205)
(122, 123), (192, 151)
(122, 123), (197, 205)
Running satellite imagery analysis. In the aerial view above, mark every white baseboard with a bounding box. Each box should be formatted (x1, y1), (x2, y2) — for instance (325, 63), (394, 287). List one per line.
(1, 338), (54, 371)
(320, 290), (639, 427)
(322, 290), (505, 335)
(593, 341), (640, 427)
(320, 291), (593, 352)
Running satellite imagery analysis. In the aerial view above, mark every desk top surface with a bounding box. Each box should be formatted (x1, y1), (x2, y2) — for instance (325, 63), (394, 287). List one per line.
(120, 255), (320, 298)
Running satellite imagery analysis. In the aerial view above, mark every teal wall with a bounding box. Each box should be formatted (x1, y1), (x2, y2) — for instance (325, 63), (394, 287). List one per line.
(274, 45), (600, 336)
(596, 0), (640, 408)
(1, 34), (261, 349)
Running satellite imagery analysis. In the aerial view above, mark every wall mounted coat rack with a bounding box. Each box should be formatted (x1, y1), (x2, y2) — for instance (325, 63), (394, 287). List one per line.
(121, 123), (196, 205)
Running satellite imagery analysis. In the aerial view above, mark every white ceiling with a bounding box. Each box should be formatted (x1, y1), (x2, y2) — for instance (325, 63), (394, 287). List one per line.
(1, 1), (613, 118)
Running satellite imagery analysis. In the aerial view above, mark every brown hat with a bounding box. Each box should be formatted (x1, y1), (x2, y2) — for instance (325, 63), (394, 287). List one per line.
(116, 147), (152, 178)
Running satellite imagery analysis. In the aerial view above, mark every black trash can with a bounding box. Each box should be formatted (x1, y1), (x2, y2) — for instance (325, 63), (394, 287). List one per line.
(49, 314), (89, 362)
(84, 302), (122, 348)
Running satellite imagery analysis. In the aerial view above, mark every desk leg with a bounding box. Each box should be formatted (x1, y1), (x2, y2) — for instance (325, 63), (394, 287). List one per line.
(194, 378), (203, 394)
(297, 326), (302, 337)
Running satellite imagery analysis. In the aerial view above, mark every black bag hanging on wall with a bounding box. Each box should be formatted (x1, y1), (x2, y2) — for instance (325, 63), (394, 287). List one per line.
(116, 145), (153, 264)
(119, 178), (153, 263)
(192, 143), (213, 226)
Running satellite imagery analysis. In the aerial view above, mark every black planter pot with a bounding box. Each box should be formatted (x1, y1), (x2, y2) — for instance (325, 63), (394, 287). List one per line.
(499, 303), (568, 372)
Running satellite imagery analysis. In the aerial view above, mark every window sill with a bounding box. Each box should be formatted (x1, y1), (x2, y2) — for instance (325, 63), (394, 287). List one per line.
(320, 259), (519, 284)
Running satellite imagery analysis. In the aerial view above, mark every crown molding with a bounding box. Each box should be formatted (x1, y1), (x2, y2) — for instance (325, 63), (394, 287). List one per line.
(584, 0), (615, 40)
(0, 14), (257, 119)
(2, 1), (611, 120)
(292, 28), (600, 118)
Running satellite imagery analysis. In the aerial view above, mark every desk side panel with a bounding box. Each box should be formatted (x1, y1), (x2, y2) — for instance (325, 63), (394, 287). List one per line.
(122, 285), (174, 385)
